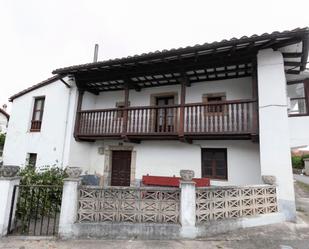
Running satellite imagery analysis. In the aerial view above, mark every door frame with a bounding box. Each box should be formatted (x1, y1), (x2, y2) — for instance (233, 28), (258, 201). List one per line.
(111, 150), (132, 186)
(155, 95), (175, 132)
(103, 145), (137, 187)
(150, 92), (178, 132)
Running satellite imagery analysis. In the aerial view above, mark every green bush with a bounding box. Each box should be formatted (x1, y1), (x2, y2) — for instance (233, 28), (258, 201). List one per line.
(15, 166), (67, 233)
(19, 165), (67, 186)
(302, 154), (309, 160)
(292, 156), (303, 169)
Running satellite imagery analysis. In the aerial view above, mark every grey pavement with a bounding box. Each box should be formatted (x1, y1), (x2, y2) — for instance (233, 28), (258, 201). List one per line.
(294, 174), (309, 185)
(1, 181), (309, 249)
(1, 218), (309, 249)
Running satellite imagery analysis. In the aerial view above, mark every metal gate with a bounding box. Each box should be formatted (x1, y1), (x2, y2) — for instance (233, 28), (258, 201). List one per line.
(7, 185), (63, 236)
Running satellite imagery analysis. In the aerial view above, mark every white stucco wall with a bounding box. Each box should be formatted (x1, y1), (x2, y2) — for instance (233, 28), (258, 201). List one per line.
(80, 77), (252, 110)
(72, 76), (257, 185)
(2, 77), (74, 168)
(3, 74), (258, 185)
(80, 140), (260, 186)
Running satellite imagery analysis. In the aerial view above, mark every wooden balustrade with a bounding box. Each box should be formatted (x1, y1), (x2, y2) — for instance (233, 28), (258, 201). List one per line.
(76, 100), (256, 138)
(184, 100), (254, 134)
(127, 106), (179, 134)
(78, 109), (123, 135)
(30, 120), (42, 132)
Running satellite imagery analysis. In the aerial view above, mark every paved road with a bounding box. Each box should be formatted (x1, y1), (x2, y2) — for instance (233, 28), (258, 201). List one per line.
(294, 174), (309, 185)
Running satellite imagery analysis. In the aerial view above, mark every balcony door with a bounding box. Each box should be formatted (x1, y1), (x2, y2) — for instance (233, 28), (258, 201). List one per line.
(155, 96), (175, 133)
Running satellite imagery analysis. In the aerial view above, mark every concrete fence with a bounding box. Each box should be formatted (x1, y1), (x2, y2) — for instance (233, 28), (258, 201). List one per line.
(77, 186), (180, 223)
(0, 166), (283, 239)
(58, 169), (282, 239)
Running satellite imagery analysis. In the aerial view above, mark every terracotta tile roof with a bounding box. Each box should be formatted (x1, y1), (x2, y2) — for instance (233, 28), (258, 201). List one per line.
(9, 75), (61, 102)
(53, 27), (309, 74)
(9, 27), (309, 99)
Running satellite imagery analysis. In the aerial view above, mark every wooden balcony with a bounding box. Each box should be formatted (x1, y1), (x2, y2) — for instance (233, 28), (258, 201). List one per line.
(75, 99), (258, 141)
(30, 120), (42, 132)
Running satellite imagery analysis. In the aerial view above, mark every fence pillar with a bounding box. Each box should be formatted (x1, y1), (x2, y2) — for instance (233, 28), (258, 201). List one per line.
(59, 167), (82, 239)
(304, 158), (309, 176)
(179, 170), (197, 238)
(0, 166), (20, 237)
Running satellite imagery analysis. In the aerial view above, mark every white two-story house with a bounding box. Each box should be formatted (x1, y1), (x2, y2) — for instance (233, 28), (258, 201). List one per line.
(2, 28), (309, 222)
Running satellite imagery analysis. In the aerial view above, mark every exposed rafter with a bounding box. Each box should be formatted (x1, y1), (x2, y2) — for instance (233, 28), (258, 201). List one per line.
(50, 28), (309, 93)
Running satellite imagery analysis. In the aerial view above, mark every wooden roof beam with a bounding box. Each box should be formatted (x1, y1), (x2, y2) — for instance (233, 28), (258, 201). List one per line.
(272, 37), (302, 50)
(284, 61), (302, 67)
(282, 52), (302, 58)
(75, 55), (253, 86)
(259, 38), (277, 49)
(285, 69), (300, 74)
(126, 77), (141, 92)
(180, 71), (191, 87)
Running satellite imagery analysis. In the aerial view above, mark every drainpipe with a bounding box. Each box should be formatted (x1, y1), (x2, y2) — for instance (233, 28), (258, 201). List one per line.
(60, 78), (72, 168)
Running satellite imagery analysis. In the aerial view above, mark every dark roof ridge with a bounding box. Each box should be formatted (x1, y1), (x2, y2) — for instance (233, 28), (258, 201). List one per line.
(0, 108), (9, 119)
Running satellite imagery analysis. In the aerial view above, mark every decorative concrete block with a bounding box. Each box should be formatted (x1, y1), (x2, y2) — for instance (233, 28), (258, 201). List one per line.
(0, 165), (20, 178)
(262, 175), (276, 185)
(65, 167), (82, 179)
(180, 170), (194, 181)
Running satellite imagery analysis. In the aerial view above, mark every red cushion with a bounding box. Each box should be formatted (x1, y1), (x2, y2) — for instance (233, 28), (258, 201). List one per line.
(142, 175), (210, 187)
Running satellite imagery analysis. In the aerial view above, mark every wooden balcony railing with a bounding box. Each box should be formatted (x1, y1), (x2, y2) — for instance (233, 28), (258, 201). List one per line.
(30, 120), (42, 132)
(75, 99), (257, 139)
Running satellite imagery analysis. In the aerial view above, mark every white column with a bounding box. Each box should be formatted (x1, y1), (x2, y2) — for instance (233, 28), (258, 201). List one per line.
(59, 167), (82, 239)
(257, 48), (296, 221)
(179, 170), (197, 238)
(0, 176), (20, 237)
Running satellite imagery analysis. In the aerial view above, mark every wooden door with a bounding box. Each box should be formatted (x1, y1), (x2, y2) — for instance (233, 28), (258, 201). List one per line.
(111, 151), (131, 186)
(155, 96), (175, 132)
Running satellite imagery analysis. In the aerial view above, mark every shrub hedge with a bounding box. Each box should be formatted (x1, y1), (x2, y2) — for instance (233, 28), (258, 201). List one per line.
(291, 155), (309, 169)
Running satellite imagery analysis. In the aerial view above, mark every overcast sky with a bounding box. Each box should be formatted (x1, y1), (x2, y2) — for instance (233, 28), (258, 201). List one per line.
(1, 0), (308, 112)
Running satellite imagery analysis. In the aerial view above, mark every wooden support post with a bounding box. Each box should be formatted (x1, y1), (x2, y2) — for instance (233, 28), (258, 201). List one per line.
(122, 82), (129, 137)
(73, 90), (84, 140)
(251, 60), (259, 138)
(178, 78), (186, 138)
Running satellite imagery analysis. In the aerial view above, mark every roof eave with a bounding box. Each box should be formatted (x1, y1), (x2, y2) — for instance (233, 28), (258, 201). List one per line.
(0, 109), (9, 120)
(52, 27), (309, 75)
(9, 75), (62, 102)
